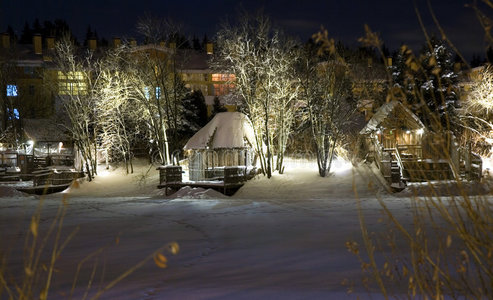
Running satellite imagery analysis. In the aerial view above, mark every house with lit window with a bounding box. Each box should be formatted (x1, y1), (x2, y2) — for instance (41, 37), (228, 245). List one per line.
(360, 100), (482, 188)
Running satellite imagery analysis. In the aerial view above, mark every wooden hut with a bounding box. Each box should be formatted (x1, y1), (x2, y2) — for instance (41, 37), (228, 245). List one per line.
(184, 112), (257, 181)
(360, 101), (480, 185)
(23, 118), (74, 169)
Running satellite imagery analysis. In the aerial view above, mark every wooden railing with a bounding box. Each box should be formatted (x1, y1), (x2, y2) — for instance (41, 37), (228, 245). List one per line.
(395, 144), (422, 160)
(393, 147), (405, 179)
(459, 147), (482, 181)
(33, 170), (83, 187)
(372, 138), (384, 171)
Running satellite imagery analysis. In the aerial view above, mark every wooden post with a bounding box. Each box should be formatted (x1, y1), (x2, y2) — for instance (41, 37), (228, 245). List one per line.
(465, 142), (471, 181)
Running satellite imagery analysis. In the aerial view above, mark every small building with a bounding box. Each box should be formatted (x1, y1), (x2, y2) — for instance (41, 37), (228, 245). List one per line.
(360, 101), (481, 186)
(184, 112), (257, 181)
(23, 118), (74, 168)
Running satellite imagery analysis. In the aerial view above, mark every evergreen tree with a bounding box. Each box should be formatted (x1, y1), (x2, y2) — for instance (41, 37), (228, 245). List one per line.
(32, 19), (42, 34)
(181, 90), (208, 135)
(43, 20), (55, 37)
(100, 38), (109, 47)
(84, 25), (94, 47)
(391, 38), (460, 131)
(192, 35), (201, 51)
(210, 96), (227, 119)
(487, 46), (493, 64)
(5, 26), (16, 42)
(201, 34), (209, 49)
(19, 22), (32, 44)
(471, 54), (483, 67)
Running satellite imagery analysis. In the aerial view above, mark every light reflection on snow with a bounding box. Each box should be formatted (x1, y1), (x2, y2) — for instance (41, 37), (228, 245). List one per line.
(282, 157), (352, 173)
(330, 159), (353, 173)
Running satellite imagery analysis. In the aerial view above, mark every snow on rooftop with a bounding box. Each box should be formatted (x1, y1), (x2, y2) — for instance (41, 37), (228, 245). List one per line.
(184, 112), (256, 150)
(359, 100), (425, 135)
(23, 118), (70, 142)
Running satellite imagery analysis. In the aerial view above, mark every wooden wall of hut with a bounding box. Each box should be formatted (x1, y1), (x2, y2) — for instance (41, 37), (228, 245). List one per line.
(421, 132), (459, 163)
(380, 129), (421, 149)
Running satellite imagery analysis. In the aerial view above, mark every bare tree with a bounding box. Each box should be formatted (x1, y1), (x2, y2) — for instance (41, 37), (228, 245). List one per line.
(127, 17), (189, 165)
(96, 45), (142, 173)
(297, 42), (355, 177)
(459, 65), (493, 156)
(51, 35), (99, 180)
(214, 13), (299, 177)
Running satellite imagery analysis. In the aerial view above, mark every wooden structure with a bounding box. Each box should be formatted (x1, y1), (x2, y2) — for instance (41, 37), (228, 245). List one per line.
(23, 118), (75, 168)
(7, 169), (84, 195)
(157, 165), (246, 196)
(360, 101), (482, 188)
(184, 112), (256, 181)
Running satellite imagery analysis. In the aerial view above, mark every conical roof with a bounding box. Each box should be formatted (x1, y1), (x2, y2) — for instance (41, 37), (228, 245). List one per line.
(184, 112), (256, 150)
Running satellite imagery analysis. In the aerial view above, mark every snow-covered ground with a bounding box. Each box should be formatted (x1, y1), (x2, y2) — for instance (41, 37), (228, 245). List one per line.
(0, 159), (487, 299)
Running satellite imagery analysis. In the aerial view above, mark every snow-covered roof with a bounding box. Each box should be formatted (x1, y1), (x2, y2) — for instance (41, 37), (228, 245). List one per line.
(23, 118), (71, 142)
(184, 112), (256, 150)
(359, 101), (425, 135)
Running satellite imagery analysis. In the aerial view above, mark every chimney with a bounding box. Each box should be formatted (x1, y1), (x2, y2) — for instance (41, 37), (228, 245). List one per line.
(46, 36), (55, 50)
(206, 43), (213, 55)
(33, 34), (42, 55)
(2, 33), (10, 49)
(169, 42), (176, 49)
(88, 38), (97, 50)
(159, 41), (165, 47)
(130, 39), (137, 47)
(112, 37), (121, 48)
(387, 57), (392, 67)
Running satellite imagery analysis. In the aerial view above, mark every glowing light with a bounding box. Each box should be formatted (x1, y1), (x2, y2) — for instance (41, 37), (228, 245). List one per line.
(376, 129), (381, 134)
(406, 130), (411, 134)
(417, 128), (424, 135)
(331, 159), (352, 173)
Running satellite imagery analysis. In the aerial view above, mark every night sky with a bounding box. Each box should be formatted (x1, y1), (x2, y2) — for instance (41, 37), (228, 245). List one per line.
(0, 0), (489, 59)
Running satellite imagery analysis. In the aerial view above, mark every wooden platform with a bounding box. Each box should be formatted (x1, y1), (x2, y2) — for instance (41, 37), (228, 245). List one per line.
(157, 165), (249, 196)
(158, 181), (244, 196)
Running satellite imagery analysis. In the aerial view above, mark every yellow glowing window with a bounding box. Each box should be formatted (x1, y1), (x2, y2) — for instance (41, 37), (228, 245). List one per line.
(211, 74), (235, 82)
(213, 84), (235, 96)
(58, 71), (87, 95)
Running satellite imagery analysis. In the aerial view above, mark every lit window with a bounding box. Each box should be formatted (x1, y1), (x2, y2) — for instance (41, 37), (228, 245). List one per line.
(6, 85), (17, 97)
(155, 87), (161, 99)
(58, 71), (87, 95)
(211, 74), (235, 82)
(7, 108), (20, 120)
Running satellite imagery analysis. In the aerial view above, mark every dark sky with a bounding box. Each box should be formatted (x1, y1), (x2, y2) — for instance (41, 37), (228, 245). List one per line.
(0, 0), (489, 59)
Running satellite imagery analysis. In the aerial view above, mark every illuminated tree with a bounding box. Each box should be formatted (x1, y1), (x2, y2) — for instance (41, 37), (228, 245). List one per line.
(51, 35), (99, 180)
(214, 13), (299, 177)
(460, 65), (493, 156)
(296, 42), (355, 177)
(130, 17), (190, 165)
(96, 45), (142, 173)
(390, 39), (460, 131)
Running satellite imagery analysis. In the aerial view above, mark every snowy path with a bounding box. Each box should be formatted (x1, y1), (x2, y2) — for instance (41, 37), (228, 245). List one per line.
(0, 163), (421, 299)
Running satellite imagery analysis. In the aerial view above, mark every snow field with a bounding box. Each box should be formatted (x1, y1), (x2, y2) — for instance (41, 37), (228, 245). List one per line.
(0, 158), (469, 299)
